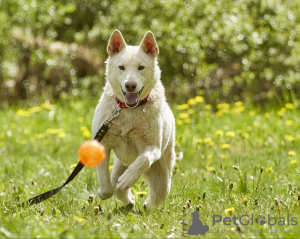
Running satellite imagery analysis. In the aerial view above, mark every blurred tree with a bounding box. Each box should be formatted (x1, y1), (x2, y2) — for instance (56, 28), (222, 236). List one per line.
(1, 0), (300, 104)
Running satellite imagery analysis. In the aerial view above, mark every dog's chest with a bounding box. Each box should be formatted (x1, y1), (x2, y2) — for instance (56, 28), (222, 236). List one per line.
(102, 110), (154, 166)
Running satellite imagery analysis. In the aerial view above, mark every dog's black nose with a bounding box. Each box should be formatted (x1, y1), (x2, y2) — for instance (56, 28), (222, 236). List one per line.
(125, 81), (137, 92)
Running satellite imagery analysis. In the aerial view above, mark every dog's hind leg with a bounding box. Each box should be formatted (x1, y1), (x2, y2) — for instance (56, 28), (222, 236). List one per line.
(96, 148), (115, 200)
(143, 146), (175, 209)
(111, 155), (135, 206)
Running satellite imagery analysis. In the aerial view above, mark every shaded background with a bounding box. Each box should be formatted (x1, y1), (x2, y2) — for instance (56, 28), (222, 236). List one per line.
(1, 0), (300, 105)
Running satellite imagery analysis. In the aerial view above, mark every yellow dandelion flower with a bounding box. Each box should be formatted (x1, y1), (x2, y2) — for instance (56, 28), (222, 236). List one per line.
(58, 132), (66, 138)
(242, 133), (249, 139)
(217, 104), (222, 109)
(196, 138), (203, 144)
(232, 106), (245, 113)
(266, 167), (273, 174)
(0, 141), (5, 146)
(234, 101), (243, 107)
(205, 104), (212, 110)
(246, 126), (253, 132)
(178, 113), (189, 119)
(16, 109), (30, 117)
(225, 207), (235, 215)
(253, 122), (260, 128)
(242, 198), (248, 205)
(208, 141), (215, 147)
(47, 128), (64, 134)
(286, 135), (296, 142)
(288, 151), (296, 157)
(177, 104), (190, 110)
(80, 126), (91, 139)
(187, 98), (197, 105)
(41, 102), (53, 110)
(226, 131), (236, 138)
(264, 112), (270, 118)
(285, 120), (294, 126)
(249, 111), (256, 116)
(221, 154), (227, 159)
(27, 107), (41, 113)
(285, 103), (294, 110)
(217, 103), (230, 110)
(184, 118), (191, 124)
(215, 130), (224, 137)
(231, 108), (238, 114)
(82, 131), (91, 139)
(73, 215), (84, 223)
(69, 164), (77, 169)
(136, 191), (147, 197)
(216, 110), (224, 117)
(238, 106), (246, 112)
(194, 96), (204, 103)
(216, 109), (229, 117)
(78, 117), (84, 123)
(207, 166), (214, 171)
(277, 108), (286, 116)
(176, 120), (183, 126)
(207, 155), (213, 159)
(290, 160), (298, 165)
(221, 144), (230, 149)
(204, 138), (212, 143)
(20, 140), (26, 145)
(188, 109), (195, 115)
(109, 165), (113, 171)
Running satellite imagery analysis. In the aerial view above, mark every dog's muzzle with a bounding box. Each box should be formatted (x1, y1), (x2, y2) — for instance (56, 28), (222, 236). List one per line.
(121, 86), (144, 108)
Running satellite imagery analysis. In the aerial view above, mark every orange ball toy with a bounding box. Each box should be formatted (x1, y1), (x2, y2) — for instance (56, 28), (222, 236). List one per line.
(77, 140), (106, 167)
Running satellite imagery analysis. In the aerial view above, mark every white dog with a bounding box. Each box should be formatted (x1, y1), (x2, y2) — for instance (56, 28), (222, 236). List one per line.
(92, 30), (175, 209)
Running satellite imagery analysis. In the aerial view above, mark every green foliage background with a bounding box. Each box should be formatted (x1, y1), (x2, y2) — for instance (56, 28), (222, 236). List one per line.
(1, 0), (300, 103)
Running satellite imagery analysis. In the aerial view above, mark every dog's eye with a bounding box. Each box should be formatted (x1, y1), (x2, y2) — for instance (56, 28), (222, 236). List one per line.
(119, 65), (125, 70)
(138, 66), (145, 71)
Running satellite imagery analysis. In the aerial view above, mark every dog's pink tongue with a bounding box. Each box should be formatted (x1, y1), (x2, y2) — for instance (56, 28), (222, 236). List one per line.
(125, 93), (139, 106)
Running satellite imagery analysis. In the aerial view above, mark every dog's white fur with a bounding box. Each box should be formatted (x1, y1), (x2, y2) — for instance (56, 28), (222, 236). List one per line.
(92, 30), (175, 209)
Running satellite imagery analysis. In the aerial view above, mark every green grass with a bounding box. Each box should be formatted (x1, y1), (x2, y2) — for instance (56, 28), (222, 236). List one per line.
(1, 97), (300, 238)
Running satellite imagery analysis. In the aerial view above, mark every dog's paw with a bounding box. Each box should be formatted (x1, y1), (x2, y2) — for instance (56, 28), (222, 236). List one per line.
(97, 186), (115, 200)
(115, 188), (135, 206)
(116, 169), (140, 191)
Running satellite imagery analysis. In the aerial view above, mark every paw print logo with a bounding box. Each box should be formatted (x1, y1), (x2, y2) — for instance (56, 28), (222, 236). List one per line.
(256, 215), (266, 225)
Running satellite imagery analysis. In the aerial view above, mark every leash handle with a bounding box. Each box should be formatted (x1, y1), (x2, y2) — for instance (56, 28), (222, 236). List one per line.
(21, 105), (122, 207)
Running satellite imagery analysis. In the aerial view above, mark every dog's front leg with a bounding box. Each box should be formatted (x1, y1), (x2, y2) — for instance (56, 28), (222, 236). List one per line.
(96, 147), (115, 200)
(116, 145), (161, 191)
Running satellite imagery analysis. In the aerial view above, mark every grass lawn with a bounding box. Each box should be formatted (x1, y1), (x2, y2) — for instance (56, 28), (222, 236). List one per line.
(1, 96), (300, 238)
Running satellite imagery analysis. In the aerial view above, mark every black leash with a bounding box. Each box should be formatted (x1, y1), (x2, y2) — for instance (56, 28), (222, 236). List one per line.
(21, 104), (122, 207)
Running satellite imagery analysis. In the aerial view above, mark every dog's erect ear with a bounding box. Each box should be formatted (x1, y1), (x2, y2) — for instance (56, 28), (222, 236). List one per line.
(140, 31), (159, 58)
(107, 30), (126, 57)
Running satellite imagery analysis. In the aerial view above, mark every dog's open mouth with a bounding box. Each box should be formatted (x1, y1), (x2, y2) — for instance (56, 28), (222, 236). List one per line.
(122, 87), (144, 108)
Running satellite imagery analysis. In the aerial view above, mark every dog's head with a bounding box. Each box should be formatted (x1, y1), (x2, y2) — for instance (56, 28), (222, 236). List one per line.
(106, 30), (160, 108)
